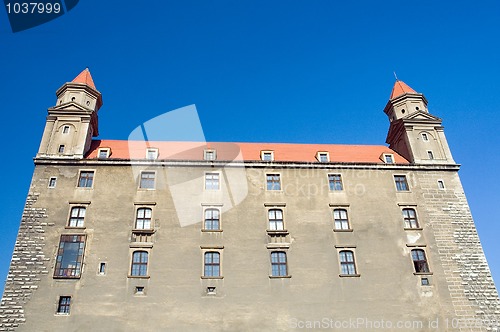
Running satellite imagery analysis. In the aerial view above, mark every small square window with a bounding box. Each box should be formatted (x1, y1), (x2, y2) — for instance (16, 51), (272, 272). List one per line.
(146, 148), (158, 160)
(204, 150), (216, 161)
(56, 296), (71, 314)
(48, 177), (57, 188)
(394, 175), (409, 191)
(135, 286), (145, 295)
(421, 277), (430, 286)
(266, 174), (281, 191)
(58, 145), (65, 153)
(207, 286), (216, 295)
(384, 154), (394, 164)
(427, 151), (434, 160)
(261, 151), (274, 161)
(78, 171), (94, 188)
(317, 152), (329, 163)
(139, 171), (156, 189)
(437, 180), (445, 190)
(205, 173), (220, 190)
(62, 126), (70, 134)
(98, 148), (110, 159)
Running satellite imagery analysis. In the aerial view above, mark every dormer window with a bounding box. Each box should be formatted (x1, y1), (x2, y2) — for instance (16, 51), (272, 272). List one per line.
(146, 148), (158, 160)
(383, 154), (394, 164)
(98, 148), (111, 159)
(261, 151), (274, 161)
(317, 152), (329, 163)
(204, 149), (216, 161)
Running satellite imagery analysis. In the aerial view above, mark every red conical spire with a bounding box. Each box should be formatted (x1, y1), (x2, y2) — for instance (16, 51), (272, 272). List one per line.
(390, 80), (416, 99)
(72, 68), (96, 90)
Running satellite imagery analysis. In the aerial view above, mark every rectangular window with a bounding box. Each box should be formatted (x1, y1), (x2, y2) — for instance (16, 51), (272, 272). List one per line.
(48, 177), (57, 188)
(131, 251), (149, 277)
(437, 180), (445, 189)
(266, 174), (281, 191)
(78, 171), (94, 188)
(427, 151), (434, 159)
(421, 133), (429, 141)
(204, 252), (220, 277)
(62, 126), (70, 134)
(135, 208), (152, 229)
(68, 207), (86, 228)
(205, 173), (220, 190)
(411, 249), (430, 273)
(268, 209), (284, 231)
(339, 250), (357, 275)
(139, 171), (156, 189)
(58, 145), (65, 153)
(270, 251), (287, 277)
(333, 209), (350, 230)
(204, 150), (216, 161)
(99, 262), (106, 275)
(56, 296), (71, 314)
(204, 208), (220, 231)
(328, 174), (343, 191)
(384, 154), (394, 163)
(54, 235), (86, 278)
(394, 175), (409, 191)
(402, 208), (419, 229)
(98, 148), (110, 158)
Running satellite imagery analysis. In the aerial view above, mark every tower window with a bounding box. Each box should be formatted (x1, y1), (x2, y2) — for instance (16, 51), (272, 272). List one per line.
(99, 262), (106, 275)
(339, 250), (357, 275)
(62, 126), (70, 134)
(205, 173), (220, 190)
(139, 171), (156, 189)
(394, 175), (409, 191)
(204, 252), (221, 277)
(68, 207), (86, 228)
(437, 180), (445, 190)
(56, 296), (71, 314)
(427, 151), (434, 160)
(268, 209), (284, 231)
(333, 209), (350, 230)
(328, 174), (343, 191)
(77, 171), (94, 188)
(270, 251), (288, 277)
(135, 208), (152, 230)
(48, 177), (57, 188)
(402, 208), (419, 229)
(266, 174), (281, 191)
(204, 208), (220, 231)
(54, 235), (86, 278)
(58, 145), (65, 153)
(411, 249), (430, 273)
(421, 133), (429, 141)
(130, 251), (148, 277)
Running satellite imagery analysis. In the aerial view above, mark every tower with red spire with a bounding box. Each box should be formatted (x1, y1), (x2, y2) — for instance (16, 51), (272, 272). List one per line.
(37, 68), (103, 158)
(384, 80), (455, 164)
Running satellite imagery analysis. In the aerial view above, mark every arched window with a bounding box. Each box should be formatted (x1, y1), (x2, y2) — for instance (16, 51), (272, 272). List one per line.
(68, 207), (86, 227)
(204, 252), (220, 277)
(204, 209), (220, 230)
(135, 208), (152, 229)
(270, 251), (287, 277)
(411, 249), (429, 273)
(333, 209), (349, 230)
(268, 209), (284, 230)
(131, 251), (148, 276)
(339, 250), (357, 275)
(402, 208), (419, 229)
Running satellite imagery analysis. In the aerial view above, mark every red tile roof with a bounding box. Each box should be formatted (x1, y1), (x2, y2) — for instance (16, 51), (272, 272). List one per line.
(86, 140), (409, 164)
(72, 68), (96, 90)
(390, 80), (416, 99)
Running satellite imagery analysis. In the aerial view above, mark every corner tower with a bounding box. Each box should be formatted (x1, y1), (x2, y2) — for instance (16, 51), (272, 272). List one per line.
(37, 68), (103, 159)
(384, 80), (455, 164)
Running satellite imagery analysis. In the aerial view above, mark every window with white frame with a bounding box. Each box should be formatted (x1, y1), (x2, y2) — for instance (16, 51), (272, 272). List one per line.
(270, 251), (288, 277)
(204, 149), (216, 161)
(384, 154), (394, 164)
(402, 208), (419, 229)
(68, 206), (86, 228)
(317, 152), (329, 162)
(205, 173), (220, 190)
(204, 208), (220, 231)
(333, 208), (350, 230)
(266, 174), (281, 191)
(135, 207), (152, 230)
(98, 148), (110, 159)
(394, 175), (409, 191)
(146, 148), (158, 160)
(268, 209), (284, 231)
(77, 171), (94, 188)
(139, 171), (156, 189)
(204, 252), (221, 277)
(130, 251), (149, 277)
(339, 250), (357, 275)
(328, 174), (343, 191)
(261, 151), (274, 161)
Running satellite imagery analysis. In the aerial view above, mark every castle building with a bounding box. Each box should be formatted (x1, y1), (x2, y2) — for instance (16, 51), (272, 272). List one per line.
(1, 69), (499, 331)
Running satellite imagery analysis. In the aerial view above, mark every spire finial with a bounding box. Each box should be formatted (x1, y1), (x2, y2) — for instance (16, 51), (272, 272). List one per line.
(393, 71), (399, 81)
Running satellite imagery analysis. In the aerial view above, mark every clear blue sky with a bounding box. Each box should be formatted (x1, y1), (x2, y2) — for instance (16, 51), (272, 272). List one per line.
(1, 1), (499, 289)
